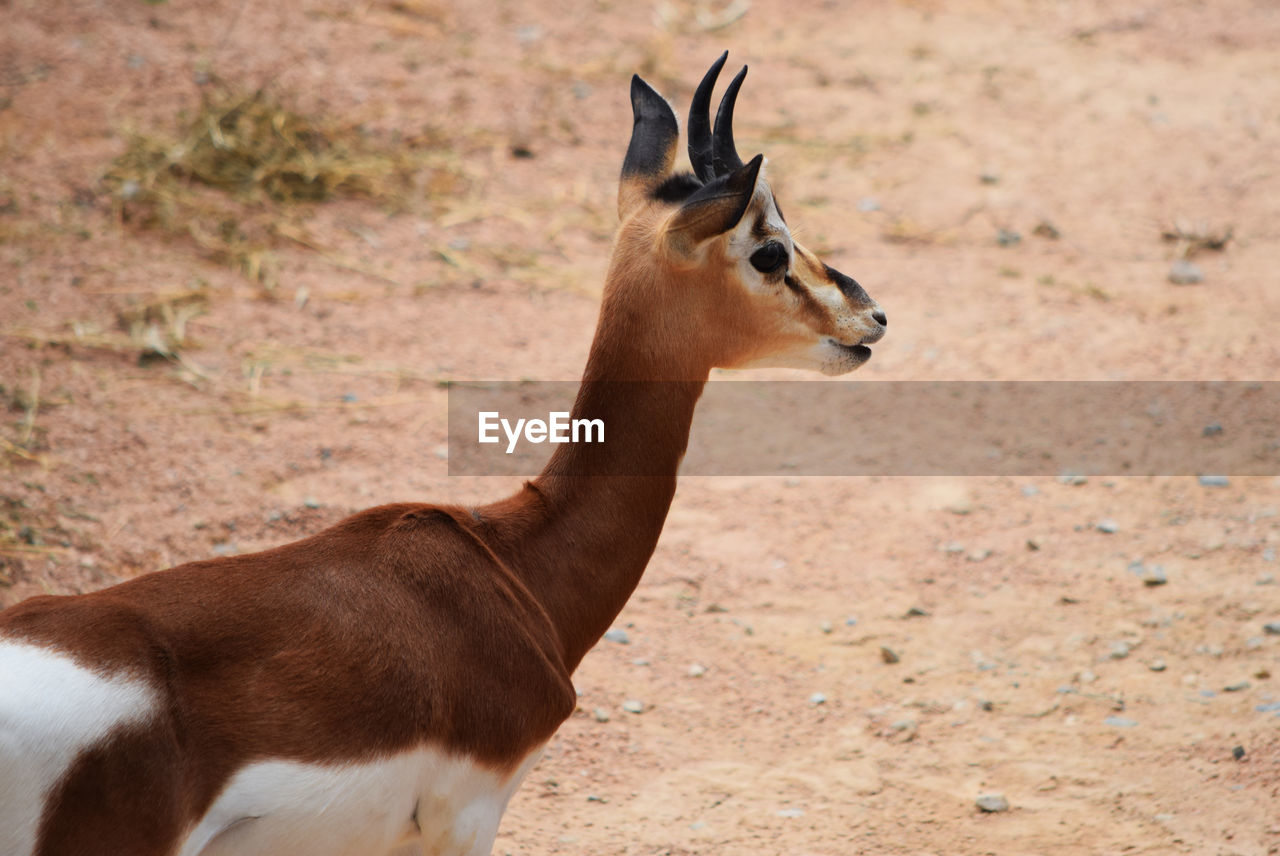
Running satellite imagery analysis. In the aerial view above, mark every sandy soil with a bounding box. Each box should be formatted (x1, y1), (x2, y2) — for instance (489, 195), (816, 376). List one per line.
(2, 0), (1279, 853)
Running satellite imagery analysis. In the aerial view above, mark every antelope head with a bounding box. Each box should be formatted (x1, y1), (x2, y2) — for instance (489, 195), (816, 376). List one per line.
(614, 53), (886, 376)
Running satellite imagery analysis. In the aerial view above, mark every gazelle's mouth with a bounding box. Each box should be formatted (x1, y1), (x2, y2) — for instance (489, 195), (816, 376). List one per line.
(825, 338), (872, 361)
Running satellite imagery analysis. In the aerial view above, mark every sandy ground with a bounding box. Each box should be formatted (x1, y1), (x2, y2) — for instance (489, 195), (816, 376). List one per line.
(2, 0), (1279, 853)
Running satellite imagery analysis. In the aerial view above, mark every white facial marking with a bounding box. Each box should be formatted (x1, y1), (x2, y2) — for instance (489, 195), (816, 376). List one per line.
(0, 641), (159, 856)
(181, 745), (543, 856)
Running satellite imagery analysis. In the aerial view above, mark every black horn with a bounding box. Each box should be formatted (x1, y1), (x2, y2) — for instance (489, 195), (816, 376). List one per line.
(712, 65), (748, 175)
(688, 51), (728, 183)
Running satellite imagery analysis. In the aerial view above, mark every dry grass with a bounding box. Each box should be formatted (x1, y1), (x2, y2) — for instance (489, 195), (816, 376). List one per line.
(102, 81), (460, 291)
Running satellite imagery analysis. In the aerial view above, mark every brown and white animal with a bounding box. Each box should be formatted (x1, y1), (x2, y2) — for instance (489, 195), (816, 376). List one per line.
(0, 53), (885, 856)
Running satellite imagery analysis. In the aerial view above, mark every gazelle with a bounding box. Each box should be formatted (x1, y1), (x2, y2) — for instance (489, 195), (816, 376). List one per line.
(0, 53), (884, 856)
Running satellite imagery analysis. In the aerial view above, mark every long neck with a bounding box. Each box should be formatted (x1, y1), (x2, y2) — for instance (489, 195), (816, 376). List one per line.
(502, 265), (710, 671)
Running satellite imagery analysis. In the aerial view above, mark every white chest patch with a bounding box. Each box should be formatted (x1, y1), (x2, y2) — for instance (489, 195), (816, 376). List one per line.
(0, 640), (159, 856)
(179, 745), (543, 856)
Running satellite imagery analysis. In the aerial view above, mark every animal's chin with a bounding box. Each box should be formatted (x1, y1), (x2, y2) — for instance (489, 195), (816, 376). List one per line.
(818, 339), (872, 375)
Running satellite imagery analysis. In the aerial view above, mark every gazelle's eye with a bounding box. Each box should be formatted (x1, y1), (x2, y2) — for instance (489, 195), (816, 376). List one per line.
(749, 241), (788, 274)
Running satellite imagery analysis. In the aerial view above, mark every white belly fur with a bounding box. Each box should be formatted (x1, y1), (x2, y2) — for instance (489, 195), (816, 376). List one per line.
(180, 745), (544, 856)
(0, 640), (159, 856)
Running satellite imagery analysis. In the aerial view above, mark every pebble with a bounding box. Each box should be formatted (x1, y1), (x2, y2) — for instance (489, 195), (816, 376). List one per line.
(1148, 659), (1167, 672)
(687, 663), (707, 678)
(904, 606), (931, 618)
(603, 628), (630, 644)
(303, 496), (322, 509)
(880, 646), (901, 664)
(975, 793), (1009, 813)
(980, 167), (1001, 185)
(1232, 745), (1246, 761)
(1104, 716), (1139, 728)
(1109, 641), (1133, 660)
(996, 228), (1021, 247)
(967, 548), (992, 562)
(1168, 259), (1204, 285)
(211, 542), (240, 557)
(1058, 472), (1088, 485)
(1139, 564), (1168, 586)
(621, 699), (645, 714)
(776, 808), (805, 818)
(1021, 484), (1041, 497)
(857, 197), (881, 212)
(1202, 422), (1224, 437)
(1096, 519), (1119, 534)
(1263, 621), (1280, 636)
(809, 692), (827, 706)
(1223, 680), (1251, 693)
(820, 621), (834, 634)
(593, 707), (610, 723)
(1198, 475), (1230, 487)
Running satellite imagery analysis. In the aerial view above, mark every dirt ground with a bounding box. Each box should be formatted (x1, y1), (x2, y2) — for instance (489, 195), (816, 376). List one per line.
(2, 0), (1279, 853)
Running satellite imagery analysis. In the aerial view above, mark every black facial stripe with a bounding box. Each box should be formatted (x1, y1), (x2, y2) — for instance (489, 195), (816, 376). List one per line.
(823, 263), (869, 302)
(784, 272), (825, 319)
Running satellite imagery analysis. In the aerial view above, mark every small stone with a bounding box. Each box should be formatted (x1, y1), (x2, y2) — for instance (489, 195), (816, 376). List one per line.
(1232, 745), (1245, 761)
(303, 496), (322, 509)
(1141, 565), (1168, 587)
(967, 548), (992, 562)
(904, 606), (931, 618)
(1096, 519), (1119, 534)
(845, 616), (859, 626)
(944, 541), (966, 554)
(603, 628), (630, 644)
(1202, 422), (1224, 437)
(890, 718), (915, 732)
(820, 621), (834, 634)
(211, 542), (239, 557)
(1109, 641), (1133, 660)
(585, 794), (607, 803)
(1032, 221), (1061, 240)
(809, 692), (827, 706)
(1058, 472), (1088, 485)
(1168, 259), (1204, 285)
(621, 699), (645, 714)
(776, 808), (805, 818)
(592, 707), (610, 723)
(687, 663), (707, 678)
(1077, 670), (1098, 684)
(975, 793), (1009, 813)
(880, 646), (901, 664)
(1198, 475), (1230, 487)
(1148, 659), (1167, 672)
(1223, 680), (1251, 693)
(1262, 620), (1280, 635)
(1104, 715), (1139, 728)
(979, 167), (1001, 185)
(1021, 484), (1040, 497)
(857, 197), (880, 212)
(996, 228), (1021, 247)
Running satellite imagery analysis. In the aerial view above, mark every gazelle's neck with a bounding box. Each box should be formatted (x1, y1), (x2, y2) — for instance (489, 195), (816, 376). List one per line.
(510, 262), (710, 671)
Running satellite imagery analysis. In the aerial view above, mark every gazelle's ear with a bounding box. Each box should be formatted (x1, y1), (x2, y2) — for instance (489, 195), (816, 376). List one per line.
(618, 75), (679, 220)
(661, 153), (763, 257)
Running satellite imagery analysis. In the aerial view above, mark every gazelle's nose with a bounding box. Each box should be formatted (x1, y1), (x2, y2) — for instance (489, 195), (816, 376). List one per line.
(871, 308), (887, 326)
